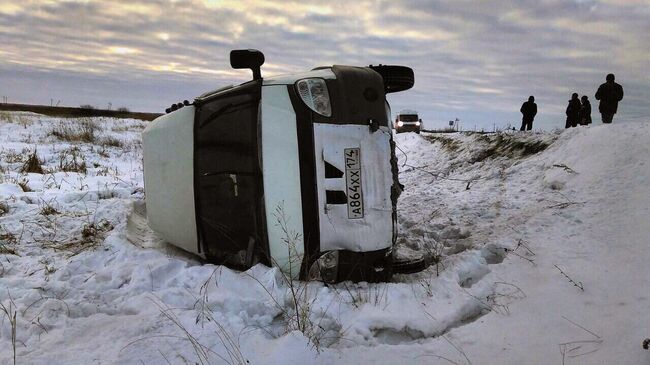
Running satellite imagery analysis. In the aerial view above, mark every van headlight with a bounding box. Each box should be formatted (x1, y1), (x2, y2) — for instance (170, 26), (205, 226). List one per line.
(397, 121), (404, 127)
(307, 251), (338, 282)
(415, 121), (421, 126)
(296, 78), (332, 117)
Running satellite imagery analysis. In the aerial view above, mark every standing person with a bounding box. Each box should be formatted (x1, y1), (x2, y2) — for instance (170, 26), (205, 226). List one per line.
(595, 73), (624, 124)
(519, 95), (537, 131)
(579, 95), (592, 126)
(565, 93), (581, 128)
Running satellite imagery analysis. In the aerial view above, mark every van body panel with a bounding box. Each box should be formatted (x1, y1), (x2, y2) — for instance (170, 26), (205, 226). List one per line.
(260, 85), (305, 278)
(142, 106), (198, 254)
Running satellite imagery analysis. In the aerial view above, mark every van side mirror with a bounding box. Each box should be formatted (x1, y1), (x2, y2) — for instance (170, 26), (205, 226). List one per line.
(230, 49), (265, 80)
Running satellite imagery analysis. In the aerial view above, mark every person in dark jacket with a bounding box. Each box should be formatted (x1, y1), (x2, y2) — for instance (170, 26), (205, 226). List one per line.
(519, 95), (537, 131)
(579, 95), (592, 126)
(565, 93), (581, 128)
(595, 73), (624, 123)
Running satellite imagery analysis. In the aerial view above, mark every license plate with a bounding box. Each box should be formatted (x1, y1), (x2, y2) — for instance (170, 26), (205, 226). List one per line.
(344, 148), (364, 219)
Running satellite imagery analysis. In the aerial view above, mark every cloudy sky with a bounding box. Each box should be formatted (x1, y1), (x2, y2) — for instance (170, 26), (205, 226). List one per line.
(0, 0), (648, 130)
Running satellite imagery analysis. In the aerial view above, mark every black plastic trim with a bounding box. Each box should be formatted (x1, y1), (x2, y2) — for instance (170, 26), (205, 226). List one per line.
(324, 161), (344, 178)
(337, 248), (393, 283)
(326, 190), (347, 205)
(192, 100), (202, 254)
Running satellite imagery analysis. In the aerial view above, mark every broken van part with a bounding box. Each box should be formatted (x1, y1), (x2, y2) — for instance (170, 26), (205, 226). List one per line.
(143, 49), (420, 283)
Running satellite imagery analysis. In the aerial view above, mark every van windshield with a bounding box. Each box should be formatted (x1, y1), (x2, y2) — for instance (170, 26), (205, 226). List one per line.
(194, 82), (265, 268)
(399, 114), (418, 122)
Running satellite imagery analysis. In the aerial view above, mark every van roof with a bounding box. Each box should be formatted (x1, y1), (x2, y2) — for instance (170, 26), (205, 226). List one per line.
(399, 109), (418, 115)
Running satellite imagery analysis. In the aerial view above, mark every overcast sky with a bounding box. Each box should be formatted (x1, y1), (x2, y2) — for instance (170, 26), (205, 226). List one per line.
(0, 0), (648, 130)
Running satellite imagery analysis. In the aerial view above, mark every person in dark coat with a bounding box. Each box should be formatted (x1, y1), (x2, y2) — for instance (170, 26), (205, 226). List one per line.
(595, 73), (623, 123)
(579, 95), (592, 126)
(519, 95), (537, 131)
(565, 93), (581, 128)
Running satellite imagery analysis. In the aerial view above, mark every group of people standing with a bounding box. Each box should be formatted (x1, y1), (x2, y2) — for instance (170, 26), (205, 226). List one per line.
(518, 73), (624, 131)
(565, 93), (592, 128)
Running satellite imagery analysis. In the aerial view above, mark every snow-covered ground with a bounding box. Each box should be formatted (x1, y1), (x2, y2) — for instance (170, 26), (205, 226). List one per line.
(1, 112), (648, 364)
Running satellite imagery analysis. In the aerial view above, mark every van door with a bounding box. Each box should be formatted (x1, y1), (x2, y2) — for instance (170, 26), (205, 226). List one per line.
(313, 124), (394, 253)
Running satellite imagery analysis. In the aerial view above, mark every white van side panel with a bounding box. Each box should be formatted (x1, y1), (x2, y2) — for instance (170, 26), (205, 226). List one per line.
(260, 86), (304, 278)
(314, 124), (393, 252)
(142, 106), (198, 254)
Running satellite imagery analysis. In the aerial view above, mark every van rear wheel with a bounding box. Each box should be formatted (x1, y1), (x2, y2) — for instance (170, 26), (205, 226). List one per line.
(369, 65), (414, 93)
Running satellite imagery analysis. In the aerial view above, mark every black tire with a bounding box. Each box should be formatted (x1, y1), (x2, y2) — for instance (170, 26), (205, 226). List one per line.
(393, 257), (427, 274)
(368, 65), (414, 93)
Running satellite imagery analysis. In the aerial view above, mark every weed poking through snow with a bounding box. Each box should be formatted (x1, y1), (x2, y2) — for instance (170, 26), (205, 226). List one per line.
(98, 136), (124, 148)
(0, 225), (17, 246)
(246, 202), (341, 351)
(38, 211), (114, 257)
(50, 118), (99, 143)
(558, 316), (603, 363)
(122, 295), (248, 365)
(0, 111), (13, 122)
(38, 199), (60, 216)
(21, 150), (44, 174)
(57, 147), (87, 174)
(554, 265), (584, 291)
(0, 293), (18, 365)
(0, 201), (9, 216)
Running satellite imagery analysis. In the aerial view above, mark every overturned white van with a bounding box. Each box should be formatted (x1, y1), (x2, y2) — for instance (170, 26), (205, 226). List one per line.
(142, 50), (416, 282)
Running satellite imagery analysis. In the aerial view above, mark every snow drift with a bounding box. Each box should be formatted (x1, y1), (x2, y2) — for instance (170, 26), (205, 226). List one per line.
(0, 112), (648, 364)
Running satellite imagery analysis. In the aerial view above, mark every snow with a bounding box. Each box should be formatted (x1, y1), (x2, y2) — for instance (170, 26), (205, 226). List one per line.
(1, 112), (649, 364)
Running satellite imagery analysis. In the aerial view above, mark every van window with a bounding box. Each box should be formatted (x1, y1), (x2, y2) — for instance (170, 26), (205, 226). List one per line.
(194, 84), (264, 267)
(399, 114), (419, 122)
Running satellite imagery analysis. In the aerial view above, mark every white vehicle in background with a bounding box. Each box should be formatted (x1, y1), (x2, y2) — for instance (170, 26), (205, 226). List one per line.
(142, 50), (420, 283)
(394, 109), (422, 133)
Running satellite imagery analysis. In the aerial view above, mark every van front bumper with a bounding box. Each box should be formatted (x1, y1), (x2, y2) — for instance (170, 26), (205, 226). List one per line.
(395, 124), (421, 133)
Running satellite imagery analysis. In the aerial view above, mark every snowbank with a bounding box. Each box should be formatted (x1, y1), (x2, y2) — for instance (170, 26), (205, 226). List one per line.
(1, 112), (648, 364)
